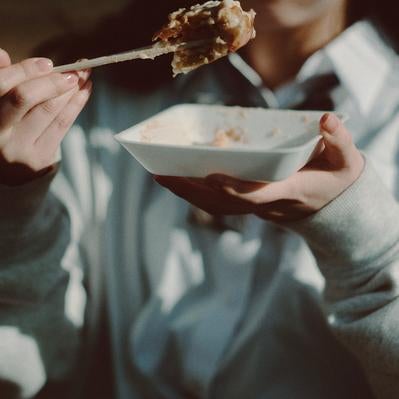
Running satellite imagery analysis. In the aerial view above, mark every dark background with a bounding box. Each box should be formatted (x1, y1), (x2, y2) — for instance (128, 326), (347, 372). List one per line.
(0, 0), (129, 61)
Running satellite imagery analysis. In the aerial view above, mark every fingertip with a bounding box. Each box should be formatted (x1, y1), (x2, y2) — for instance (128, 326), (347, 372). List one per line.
(320, 113), (340, 134)
(77, 68), (92, 84)
(35, 58), (54, 73)
(78, 79), (93, 95)
(84, 79), (93, 91)
(0, 48), (11, 68)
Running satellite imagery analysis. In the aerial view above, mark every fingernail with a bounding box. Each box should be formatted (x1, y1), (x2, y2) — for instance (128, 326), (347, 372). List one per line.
(321, 113), (339, 133)
(64, 73), (79, 84)
(78, 68), (91, 78)
(36, 58), (53, 72)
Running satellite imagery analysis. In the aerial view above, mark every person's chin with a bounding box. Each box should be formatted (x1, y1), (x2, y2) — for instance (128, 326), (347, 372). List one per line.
(253, 12), (306, 31)
(251, 2), (332, 31)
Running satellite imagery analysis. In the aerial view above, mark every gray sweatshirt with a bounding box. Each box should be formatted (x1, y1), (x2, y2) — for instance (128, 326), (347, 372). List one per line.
(1, 20), (399, 399)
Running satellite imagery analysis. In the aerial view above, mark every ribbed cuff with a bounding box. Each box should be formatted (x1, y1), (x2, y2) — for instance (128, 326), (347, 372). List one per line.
(283, 159), (399, 279)
(0, 165), (58, 235)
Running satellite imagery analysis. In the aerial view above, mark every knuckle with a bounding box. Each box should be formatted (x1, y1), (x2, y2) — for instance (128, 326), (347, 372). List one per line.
(50, 74), (68, 95)
(338, 128), (354, 147)
(18, 60), (33, 79)
(40, 99), (58, 115)
(55, 114), (72, 131)
(343, 133), (353, 147)
(9, 87), (33, 109)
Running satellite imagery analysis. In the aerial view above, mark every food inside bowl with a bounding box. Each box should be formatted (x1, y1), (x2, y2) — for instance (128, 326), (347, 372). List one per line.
(154, 0), (256, 75)
(140, 124), (248, 148)
(137, 108), (325, 149)
(209, 127), (248, 147)
(115, 105), (339, 181)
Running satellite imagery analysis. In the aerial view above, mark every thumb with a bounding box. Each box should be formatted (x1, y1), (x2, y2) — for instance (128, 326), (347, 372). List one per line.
(319, 113), (357, 168)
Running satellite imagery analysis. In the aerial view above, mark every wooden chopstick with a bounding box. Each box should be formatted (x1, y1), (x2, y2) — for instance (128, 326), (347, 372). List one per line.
(53, 40), (208, 73)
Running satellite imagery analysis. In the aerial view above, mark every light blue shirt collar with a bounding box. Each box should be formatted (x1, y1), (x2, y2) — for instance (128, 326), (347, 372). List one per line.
(324, 20), (398, 115)
(228, 20), (398, 114)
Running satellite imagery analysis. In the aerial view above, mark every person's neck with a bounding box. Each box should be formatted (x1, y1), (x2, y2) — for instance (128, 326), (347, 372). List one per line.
(242, 2), (348, 89)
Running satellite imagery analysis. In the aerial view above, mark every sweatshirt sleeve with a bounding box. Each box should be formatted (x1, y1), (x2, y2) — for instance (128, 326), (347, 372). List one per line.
(0, 167), (85, 399)
(284, 159), (399, 399)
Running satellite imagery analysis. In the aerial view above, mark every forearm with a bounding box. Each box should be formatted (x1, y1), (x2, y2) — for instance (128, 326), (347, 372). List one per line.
(0, 171), (86, 398)
(285, 159), (399, 399)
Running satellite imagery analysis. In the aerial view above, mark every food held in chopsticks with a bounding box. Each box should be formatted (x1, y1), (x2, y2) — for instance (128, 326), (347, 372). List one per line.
(153, 0), (256, 75)
(53, 1), (255, 76)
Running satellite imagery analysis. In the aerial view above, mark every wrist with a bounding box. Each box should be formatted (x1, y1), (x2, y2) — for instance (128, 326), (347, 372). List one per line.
(0, 151), (58, 187)
(0, 148), (61, 186)
(0, 164), (59, 233)
(282, 158), (399, 269)
(0, 163), (56, 186)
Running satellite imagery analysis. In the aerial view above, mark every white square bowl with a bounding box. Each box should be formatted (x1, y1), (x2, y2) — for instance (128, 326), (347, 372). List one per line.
(114, 104), (342, 181)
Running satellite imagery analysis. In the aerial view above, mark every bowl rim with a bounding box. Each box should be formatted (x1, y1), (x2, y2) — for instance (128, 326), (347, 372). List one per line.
(115, 133), (322, 154)
(114, 104), (344, 155)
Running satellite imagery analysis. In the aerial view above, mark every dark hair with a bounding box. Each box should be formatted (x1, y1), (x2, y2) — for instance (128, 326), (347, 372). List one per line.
(36, 1), (200, 92)
(36, 0), (399, 93)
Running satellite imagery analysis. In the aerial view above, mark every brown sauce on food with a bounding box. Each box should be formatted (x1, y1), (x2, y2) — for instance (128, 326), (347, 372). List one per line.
(153, 0), (256, 75)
